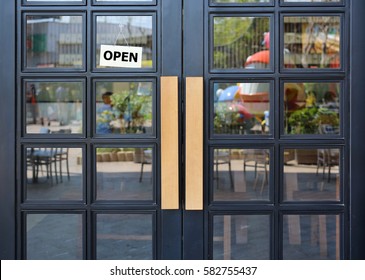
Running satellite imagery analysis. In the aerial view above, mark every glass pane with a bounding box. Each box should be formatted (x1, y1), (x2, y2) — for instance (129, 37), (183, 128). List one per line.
(97, 214), (153, 260)
(25, 81), (83, 134)
(213, 215), (270, 260)
(283, 148), (340, 202)
(213, 0), (271, 2)
(27, 214), (83, 259)
(283, 0), (340, 2)
(283, 16), (341, 69)
(96, 16), (153, 69)
(27, 0), (82, 2)
(95, 81), (153, 135)
(284, 82), (340, 135)
(96, 147), (153, 200)
(213, 148), (270, 201)
(213, 17), (271, 70)
(96, 0), (153, 1)
(214, 82), (270, 135)
(26, 15), (84, 69)
(26, 147), (83, 200)
(283, 214), (340, 259)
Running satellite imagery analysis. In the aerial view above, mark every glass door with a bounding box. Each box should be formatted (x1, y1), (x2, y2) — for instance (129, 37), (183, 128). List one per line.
(17, 0), (183, 260)
(182, 0), (349, 260)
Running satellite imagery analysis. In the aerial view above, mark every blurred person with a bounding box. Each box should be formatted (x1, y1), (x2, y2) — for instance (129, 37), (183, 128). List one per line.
(26, 84), (37, 124)
(56, 86), (71, 126)
(96, 92), (117, 134)
(37, 84), (50, 126)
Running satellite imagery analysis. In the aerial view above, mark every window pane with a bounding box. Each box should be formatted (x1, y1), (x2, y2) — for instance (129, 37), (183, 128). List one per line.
(97, 214), (153, 260)
(283, 16), (341, 69)
(213, 0), (271, 3)
(213, 148), (270, 201)
(96, 15), (154, 69)
(96, 0), (153, 2)
(95, 81), (153, 135)
(27, 0), (82, 2)
(96, 147), (153, 201)
(26, 15), (84, 69)
(26, 214), (83, 259)
(96, 0), (152, 2)
(283, 0), (340, 2)
(26, 147), (83, 200)
(284, 82), (340, 135)
(25, 81), (83, 134)
(213, 215), (270, 260)
(283, 148), (340, 202)
(213, 82), (270, 135)
(213, 17), (271, 70)
(283, 214), (340, 259)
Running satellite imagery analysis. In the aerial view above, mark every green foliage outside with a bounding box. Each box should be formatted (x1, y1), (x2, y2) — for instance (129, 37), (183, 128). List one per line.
(213, 17), (270, 68)
(288, 107), (339, 134)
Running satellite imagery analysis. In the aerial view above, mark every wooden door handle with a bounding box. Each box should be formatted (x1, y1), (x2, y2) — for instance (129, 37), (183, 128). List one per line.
(161, 76), (179, 210)
(185, 77), (203, 210)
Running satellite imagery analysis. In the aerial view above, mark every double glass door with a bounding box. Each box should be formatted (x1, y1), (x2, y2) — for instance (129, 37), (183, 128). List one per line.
(16, 0), (348, 260)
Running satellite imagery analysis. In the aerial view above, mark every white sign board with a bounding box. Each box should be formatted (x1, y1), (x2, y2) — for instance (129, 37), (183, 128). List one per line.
(99, 45), (143, 68)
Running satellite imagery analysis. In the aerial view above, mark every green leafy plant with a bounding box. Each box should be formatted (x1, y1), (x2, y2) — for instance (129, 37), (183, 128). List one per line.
(288, 106), (339, 134)
(288, 107), (319, 134)
(110, 91), (151, 133)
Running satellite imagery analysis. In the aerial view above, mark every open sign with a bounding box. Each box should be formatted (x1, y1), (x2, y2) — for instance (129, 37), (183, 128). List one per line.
(99, 45), (143, 68)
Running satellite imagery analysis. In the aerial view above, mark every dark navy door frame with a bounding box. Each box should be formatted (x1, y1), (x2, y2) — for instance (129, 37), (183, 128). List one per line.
(0, 0), (16, 260)
(349, 0), (365, 260)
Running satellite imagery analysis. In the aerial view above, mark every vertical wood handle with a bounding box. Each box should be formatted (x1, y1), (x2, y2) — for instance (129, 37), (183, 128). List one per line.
(185, 77), (203, 210)
(161, 76), (179, 210)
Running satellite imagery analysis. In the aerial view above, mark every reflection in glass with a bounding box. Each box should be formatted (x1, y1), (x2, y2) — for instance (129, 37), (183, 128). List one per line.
(26, 147), (83, 200)
(27, 0), (82, 2)
(96, 16), (153, 69)
(283, 16), (341, 69)
(213, 149), (270, 201)
(96, 0), (152, 1)
(97, 214), (153, 260)
(284, 0), (340, 2)
(25, 81), (83, 134)
(96, 147), (153, 200)
(284, 82), (340, 135)
(283, 214), (340, 259)
(213, 82), (270, 135)
(26, 15), (83, 68)
(213, 0), (270, 2)
(213, 215), (270, 260)
(27, 214), (82, 259)
(95, 82), (153, 135)
(283, 149), (340, 201)
(213, 17), (271, 69)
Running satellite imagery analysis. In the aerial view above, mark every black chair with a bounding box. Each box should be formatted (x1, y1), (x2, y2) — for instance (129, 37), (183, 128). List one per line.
(139, 149), (153, 182)
(243, 149), (269, 194)
(317, 148), (339, 182)
(30, 148), (58, 185)
(51, 129), (72, 182)
(55, 148), (70, 182)
(214, 150), (234, 190)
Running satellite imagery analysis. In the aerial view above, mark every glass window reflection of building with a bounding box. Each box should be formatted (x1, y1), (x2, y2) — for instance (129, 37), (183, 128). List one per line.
(26, 15), (84, 69)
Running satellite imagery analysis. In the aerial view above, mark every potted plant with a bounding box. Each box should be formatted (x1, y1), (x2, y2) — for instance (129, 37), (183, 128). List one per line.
(287, 106), (319, 134)
(287, 105), (339, 164)
(288, 106), (339, 135)
(110, 91), (151, 134)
